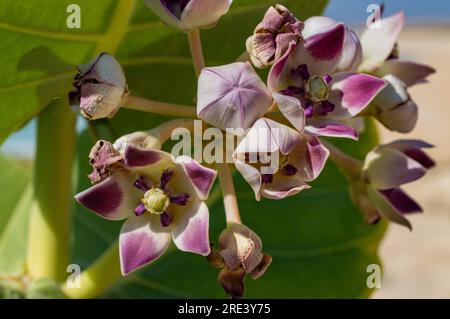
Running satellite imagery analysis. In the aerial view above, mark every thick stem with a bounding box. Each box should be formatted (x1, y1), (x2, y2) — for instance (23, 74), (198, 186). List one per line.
(62, 241), (121, 299)
(148, 118), (196, 145)
(321, 139), (363, 181)
(27, 100), (76, 282)
(216, 163), (242, 225)
(121, 95), (197, 118)
(187, 29), (205, 77)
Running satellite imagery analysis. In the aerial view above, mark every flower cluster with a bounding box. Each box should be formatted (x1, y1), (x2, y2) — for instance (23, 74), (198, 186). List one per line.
(72, 3), (435, 298)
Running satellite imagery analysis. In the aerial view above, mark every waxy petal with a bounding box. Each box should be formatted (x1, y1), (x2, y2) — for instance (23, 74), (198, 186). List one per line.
(176, 155), (217, 201)
(75, 173), (141, 221)
(338, 29), (363, 72)
(171, 201), (210, 255)
(119, 214), (171, 275)
(364, 147), (427, 189)
(385, 140), (435, 169)
(260, 174), (310, 200)
(290, 136), (330, 181)
(268, 41), (297, 92)
(376, 60), (436, 87)
(305, 120), (359, 140)
(378, 100), (418, 133)
(272, 92), (305, 132)
(367, 186), (420, 230)
(234, 159), (263, 201)
(197, 62), (273, 131)
(360, 11), (405, 71)
(123, 144), (168, 168)
(328, 73), (386, 118)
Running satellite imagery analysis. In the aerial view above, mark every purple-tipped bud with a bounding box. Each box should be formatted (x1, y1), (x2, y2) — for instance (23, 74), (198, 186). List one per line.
(246, 4), (304, 68)
(70, 53), (127, 120)
(144, 0), (233, 31)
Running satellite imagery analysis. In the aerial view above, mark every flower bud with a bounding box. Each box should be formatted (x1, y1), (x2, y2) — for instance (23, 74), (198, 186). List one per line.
(246, 4), (303, 68)
(197, 62), (273, 131)
(144, 0), (232, 31)
(213, 223), (272, 298)
(371, 75), (418, 133)
(69, 53), (127, 120)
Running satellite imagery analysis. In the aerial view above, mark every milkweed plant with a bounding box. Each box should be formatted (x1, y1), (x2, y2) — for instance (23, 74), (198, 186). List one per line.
(0, 1), (435, 299)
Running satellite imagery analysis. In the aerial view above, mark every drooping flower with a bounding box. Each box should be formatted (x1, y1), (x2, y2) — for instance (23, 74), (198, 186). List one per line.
(353, 140), (435, 229)
(69, 53), (128, 120)
(268, 22), (386, 140)
(76, 144), (217, 275)
(233, 118), (329, 200)
(144, 0), (233, 31)
(359, 11), (435, 87)
(246, 4), (304, 69)
(197, 62), (273, 132)
(208, 223), (272, 299)
(369, 75), (418, 133)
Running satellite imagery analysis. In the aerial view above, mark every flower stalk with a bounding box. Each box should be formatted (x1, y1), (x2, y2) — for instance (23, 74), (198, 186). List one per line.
(321, 139), (363, 181)
(216, 163), (242, 225)
(27, 100), (76, 282)
(121, 95), (197, 118)
(62, 241), (121, 299)
(187, 28), (205, 77)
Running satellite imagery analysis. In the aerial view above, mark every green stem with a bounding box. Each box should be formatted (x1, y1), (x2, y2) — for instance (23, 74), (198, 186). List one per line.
(321, 139), (363, 181)
(62, 241), (121, 299)
(216, 163), (242, 225)
(187, 28), (205, 77)
(121, 95), (197, 118)
(27, 100), (76, 282)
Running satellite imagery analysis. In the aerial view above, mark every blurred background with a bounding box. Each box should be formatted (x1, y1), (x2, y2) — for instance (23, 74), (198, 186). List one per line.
(1, 0), (450, 298)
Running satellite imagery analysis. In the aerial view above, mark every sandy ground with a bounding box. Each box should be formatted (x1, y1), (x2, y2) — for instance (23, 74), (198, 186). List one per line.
(372, 25), (450, 298)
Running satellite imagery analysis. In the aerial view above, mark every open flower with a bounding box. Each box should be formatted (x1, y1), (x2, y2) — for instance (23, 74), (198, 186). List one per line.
(359, 11), (435, 87)
(233, 118), (329, 200)
(76, 144), (217, 275)
(208, 223), (272, 299)
(353, 140), (435, 229)
(144, 0), (233, 31)
(269, 22), (386, 140)
(246, 4), (304, 68)
(69, 53), (128, 120)
(197, 62), (273, 132)
(369, 75), (418, 133)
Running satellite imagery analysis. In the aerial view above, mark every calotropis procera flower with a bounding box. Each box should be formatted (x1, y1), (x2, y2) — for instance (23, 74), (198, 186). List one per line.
(357, 140), (435, 229)
(246, 4), (304, 69)
(369, 75), (418, 133)
(76, 144), (217, 275)
(208, 223), (272, 299)
(197, 62), (273, 132)
(69, 53), (128, 120)
(268, 22), (386, 140)
(144, 0), (233, 31)
(233, 118), (329, 200)
(359, 11), (435, 87)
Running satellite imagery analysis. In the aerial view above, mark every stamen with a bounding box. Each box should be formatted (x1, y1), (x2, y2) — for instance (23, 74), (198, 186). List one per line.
(160, 169), (173, 190)
(280, 86), (304, 97)
(282, 164), (298, 176)
(303, 100), (314, 118)
(261, 174), (274, 184)
(321, 100), (335, 114)
(323, 75), (333, 84)
(297, 64), (310, 80)
(170, 193), (190, 206)
(134, 203), (147, 216)
(134, 177), (150, 192)
(160, 212), (172, 228)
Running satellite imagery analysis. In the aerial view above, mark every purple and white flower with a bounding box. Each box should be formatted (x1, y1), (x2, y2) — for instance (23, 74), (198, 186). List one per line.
(144, 0), (233, 31)
(69, 53), (128, 120)
(233, 118), (329, 200)
(76, 144), (217, 275)
(358, 140), (435, 229)
(359, 11), (435, 87)
(268, 21), (386, 140)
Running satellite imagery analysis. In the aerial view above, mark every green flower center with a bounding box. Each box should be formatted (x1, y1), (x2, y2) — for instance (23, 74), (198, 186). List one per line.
(142, 188), (170, 215)
(307, 75), (329, 101)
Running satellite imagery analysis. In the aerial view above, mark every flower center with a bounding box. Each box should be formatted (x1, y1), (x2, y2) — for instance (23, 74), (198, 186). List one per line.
(142, 187), (170, 215)
(306, 75), (329, 102)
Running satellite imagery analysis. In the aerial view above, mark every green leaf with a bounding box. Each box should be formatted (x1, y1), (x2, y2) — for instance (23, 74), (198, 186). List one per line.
(0, 156), (32, 275)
